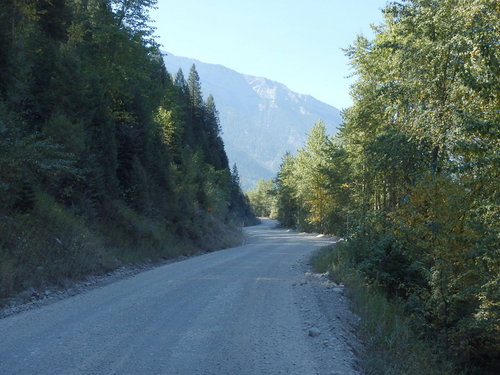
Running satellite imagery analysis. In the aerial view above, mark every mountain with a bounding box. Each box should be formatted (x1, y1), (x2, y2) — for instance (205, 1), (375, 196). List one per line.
(162, 52), (342, 190)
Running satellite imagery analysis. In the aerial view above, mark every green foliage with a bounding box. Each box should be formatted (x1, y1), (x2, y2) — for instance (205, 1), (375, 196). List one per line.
(272, 1), (499, 373)
(246, 178), (277, 218)
(311, 245), (458, 375)
(272, 123), (351, 234)
(228, 165), (260, 226)
(0, 0), (255, 303)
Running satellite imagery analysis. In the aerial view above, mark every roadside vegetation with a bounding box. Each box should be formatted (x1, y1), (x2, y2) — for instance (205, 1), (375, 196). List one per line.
(0, 0), (257, 304)
(312, 245), (458, 375)
(248, 1), (499, 374)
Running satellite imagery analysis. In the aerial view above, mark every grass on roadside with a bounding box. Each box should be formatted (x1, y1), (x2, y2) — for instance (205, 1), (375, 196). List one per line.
(311, 243), (459, 375)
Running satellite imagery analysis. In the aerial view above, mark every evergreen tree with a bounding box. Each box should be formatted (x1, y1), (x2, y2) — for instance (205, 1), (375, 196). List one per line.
(0, 0), (255, 302)
(203, 94), (228, 170)
(174, 68), (188, 95)
(187, 64), (204, 116)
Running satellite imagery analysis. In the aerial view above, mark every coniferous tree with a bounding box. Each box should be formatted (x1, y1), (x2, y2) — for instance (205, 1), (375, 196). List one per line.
(174, 69), (188, 92)
(203, 94), (228, 170)
(0, 0), (255, 301)
(187, 64), (204, 116)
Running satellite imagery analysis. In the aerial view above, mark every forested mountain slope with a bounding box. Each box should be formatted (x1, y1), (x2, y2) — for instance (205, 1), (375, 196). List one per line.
(162, 52), (342, 190)
(0, 0), (256, 302)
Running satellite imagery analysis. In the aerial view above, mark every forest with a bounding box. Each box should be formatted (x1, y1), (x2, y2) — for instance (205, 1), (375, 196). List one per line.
(248, 0), (498, 373)
(0, 0), (256, 302)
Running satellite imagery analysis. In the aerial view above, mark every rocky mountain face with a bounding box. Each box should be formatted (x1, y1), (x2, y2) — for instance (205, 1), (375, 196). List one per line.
(163, 52), (342, 190)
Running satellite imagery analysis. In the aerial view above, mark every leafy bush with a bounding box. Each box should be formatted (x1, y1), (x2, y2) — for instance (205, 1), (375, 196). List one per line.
(312, 245), (458, 375)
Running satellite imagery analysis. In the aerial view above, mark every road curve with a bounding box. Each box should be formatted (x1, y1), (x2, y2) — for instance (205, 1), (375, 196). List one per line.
(0, 219), (360, 375)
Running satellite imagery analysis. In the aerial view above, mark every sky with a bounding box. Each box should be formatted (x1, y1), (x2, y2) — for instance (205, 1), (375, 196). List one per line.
(149, 0), (388, 110)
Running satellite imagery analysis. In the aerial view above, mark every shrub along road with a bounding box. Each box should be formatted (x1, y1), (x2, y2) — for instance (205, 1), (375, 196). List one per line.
(0, 219), (360, 375)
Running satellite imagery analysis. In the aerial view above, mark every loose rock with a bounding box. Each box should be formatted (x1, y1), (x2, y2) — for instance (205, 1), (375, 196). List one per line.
(308, 327), (321, 337)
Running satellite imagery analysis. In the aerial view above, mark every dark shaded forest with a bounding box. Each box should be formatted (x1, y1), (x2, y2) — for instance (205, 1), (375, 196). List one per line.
(0, 0), (257, 301)
(249, 1), (498, 374)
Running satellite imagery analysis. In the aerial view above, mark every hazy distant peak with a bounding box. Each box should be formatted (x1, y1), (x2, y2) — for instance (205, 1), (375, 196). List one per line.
(162, 51), (342, 190)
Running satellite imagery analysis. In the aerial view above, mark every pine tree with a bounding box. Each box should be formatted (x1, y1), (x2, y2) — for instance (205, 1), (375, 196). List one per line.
(187, 64), (204, 117)
(174, 68), (188, 95)
(203, 94), (228, 170)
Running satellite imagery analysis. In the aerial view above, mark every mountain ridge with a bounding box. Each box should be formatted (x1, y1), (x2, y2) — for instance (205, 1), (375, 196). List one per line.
(162, 52), (342, 190)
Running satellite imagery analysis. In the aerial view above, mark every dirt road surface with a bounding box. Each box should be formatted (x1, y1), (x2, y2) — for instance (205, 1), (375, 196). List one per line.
(0, 219), (360, 375)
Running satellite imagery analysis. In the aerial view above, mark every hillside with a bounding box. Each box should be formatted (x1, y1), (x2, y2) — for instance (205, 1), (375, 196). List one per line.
(0, 1), (256, 303)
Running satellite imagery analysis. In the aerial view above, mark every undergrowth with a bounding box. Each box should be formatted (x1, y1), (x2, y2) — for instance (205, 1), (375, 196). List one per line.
(0, 192), (242, 305)
(311, 243), (459, 375)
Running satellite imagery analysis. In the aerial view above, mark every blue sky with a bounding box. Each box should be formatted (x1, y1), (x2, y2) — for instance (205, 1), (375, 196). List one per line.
(149, 0), (388, 110)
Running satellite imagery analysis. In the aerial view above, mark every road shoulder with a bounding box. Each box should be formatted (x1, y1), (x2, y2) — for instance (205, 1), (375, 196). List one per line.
(292, 254), (362, 375)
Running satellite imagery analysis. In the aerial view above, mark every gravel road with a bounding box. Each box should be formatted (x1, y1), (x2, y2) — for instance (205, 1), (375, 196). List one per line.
(0, 219), (361, 375)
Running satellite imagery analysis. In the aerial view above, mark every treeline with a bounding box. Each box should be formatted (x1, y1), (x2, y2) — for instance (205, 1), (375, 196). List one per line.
(0, 0), (256, 300)
(249, 0), (498, 373)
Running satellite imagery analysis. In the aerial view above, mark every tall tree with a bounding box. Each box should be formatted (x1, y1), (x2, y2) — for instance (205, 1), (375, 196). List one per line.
(0, 0), (256, 302)
(187, 64), (204, 117)
(269, 1), (499, 371)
